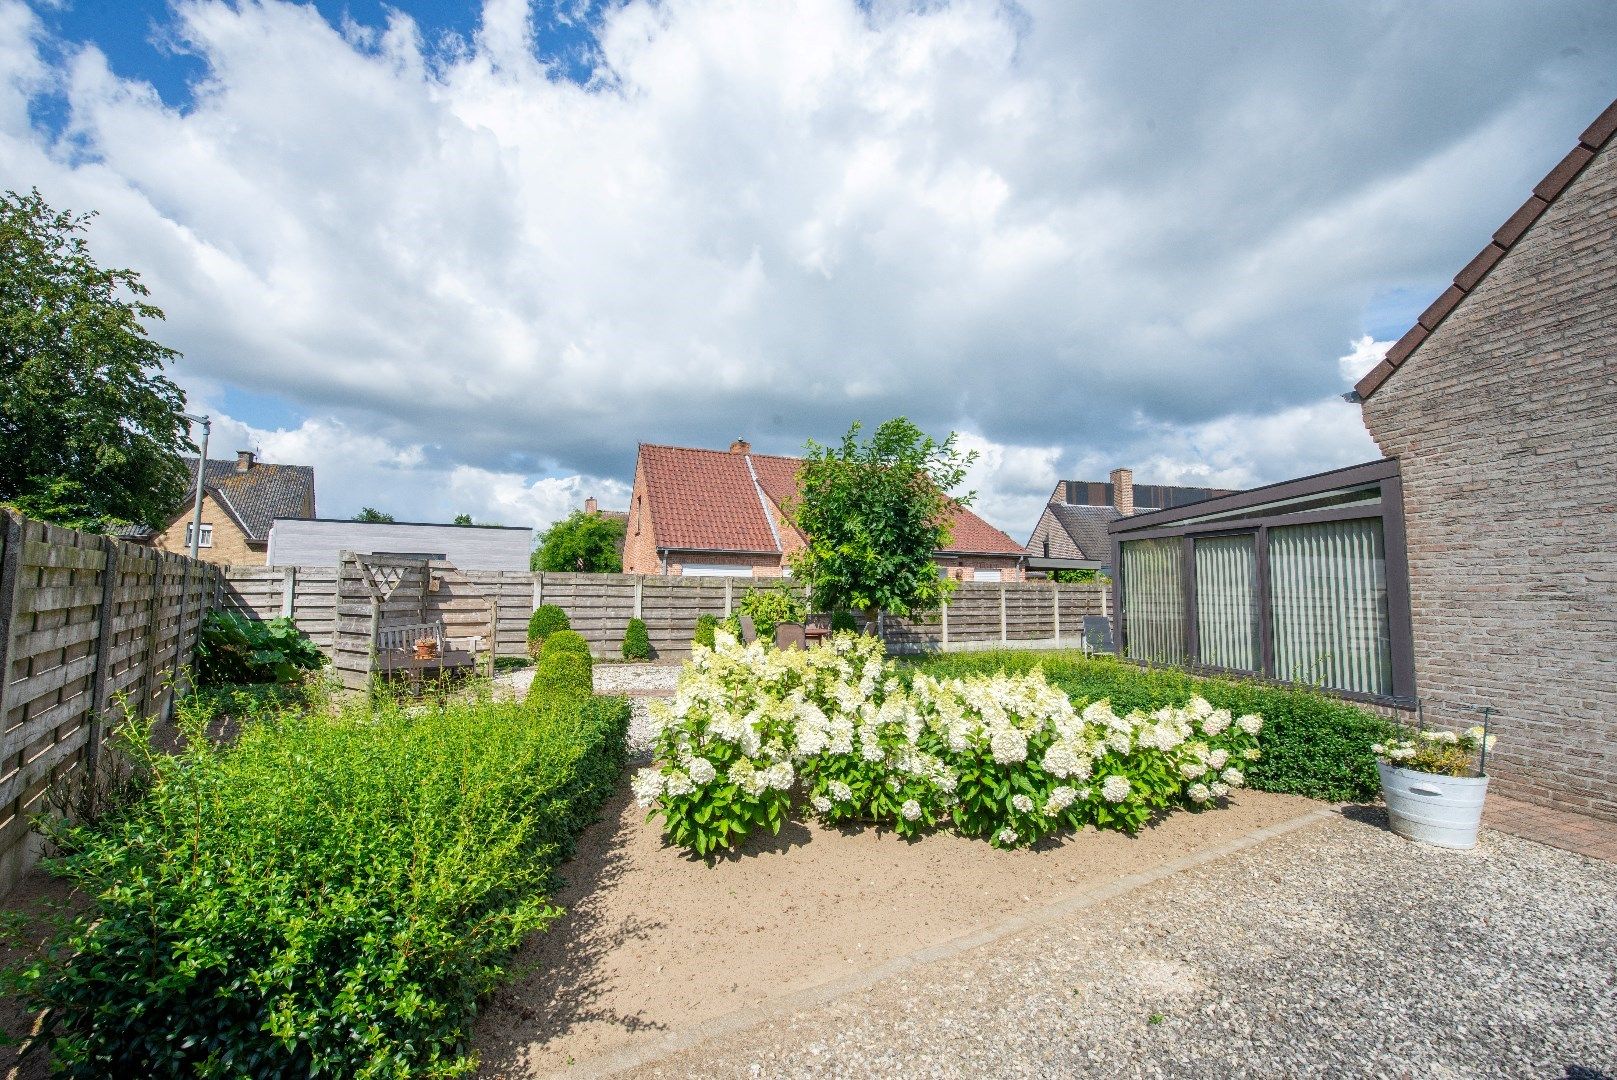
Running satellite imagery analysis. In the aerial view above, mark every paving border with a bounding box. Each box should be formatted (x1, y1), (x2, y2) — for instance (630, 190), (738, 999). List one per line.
(547, 803), (1343, 1079)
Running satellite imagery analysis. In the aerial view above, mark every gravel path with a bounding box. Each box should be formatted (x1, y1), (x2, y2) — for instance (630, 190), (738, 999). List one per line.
(618, 810), (1617, 1079)
(495, 662), (680, 757)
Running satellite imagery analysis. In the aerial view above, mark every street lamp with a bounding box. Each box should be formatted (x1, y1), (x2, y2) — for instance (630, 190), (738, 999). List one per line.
(181, 413), (211, 560)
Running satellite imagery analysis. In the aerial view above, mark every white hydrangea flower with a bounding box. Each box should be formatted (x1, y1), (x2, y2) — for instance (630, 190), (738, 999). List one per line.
(989, 727), (1029, 765)
(1180, 761), (1208, 779)
(811, 795), (832, 813)
(1043, 786), (1077, 815)
(1011, 794), (1034, 814)
(630, 767), (665, 807)
(1207, 749), (1230, 769)
(1201, 710), (1232, 736)
(1211, 781), (1231, 798)
(664, 770), (696, 798)
(900, 799), (922, 821)
(1187, 782), (1211, 803)
(997, 827), (1019, 845)
(1220, 767), (1244, 787)
(1041, 742), (1082, 779)
(828, 780), (853, 802)
(764, 761), (795, 791)
(1243, 748), (1262, 761)
(1186, 696), (1214, 719)
(1101, 775), (1131, 803)
(1237, 714), (1263, 735)
(686, 757), (717, 785)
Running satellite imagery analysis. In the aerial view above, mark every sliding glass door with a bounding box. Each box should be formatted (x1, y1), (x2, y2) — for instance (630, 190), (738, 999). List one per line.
(1268, 518), (1392, 696)
(1120, 538), (1185, 665)
(1194, 534), (1260, 672)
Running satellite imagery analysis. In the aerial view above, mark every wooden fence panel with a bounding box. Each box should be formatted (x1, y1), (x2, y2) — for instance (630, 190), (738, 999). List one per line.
(0, 511), (221, 896)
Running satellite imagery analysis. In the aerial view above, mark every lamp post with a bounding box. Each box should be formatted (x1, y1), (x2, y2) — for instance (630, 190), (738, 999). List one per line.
(181, 413), (211, 559)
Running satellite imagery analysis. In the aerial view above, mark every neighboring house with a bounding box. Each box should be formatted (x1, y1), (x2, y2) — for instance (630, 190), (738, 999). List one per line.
(119, 451), (315, 567)
(1025, 468), (1234, 574)
(266, 518), (533, 571)
(622, 439), (1026, 580)
(1353, 97), (1617, 821)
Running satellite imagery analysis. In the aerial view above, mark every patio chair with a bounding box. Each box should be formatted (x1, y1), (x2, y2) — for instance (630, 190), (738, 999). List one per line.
(774, 622), (807, 650)
(1081, 615), (1115, 655)
(738, 615), (757, 644)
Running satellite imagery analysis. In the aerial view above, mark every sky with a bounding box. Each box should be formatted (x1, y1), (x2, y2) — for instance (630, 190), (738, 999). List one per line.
(3, 1), (1615, 539)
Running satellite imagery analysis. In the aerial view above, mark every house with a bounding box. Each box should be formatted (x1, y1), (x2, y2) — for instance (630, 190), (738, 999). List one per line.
(265, 518), (533, 571)
(1350, 96), (1617, 821)
(622, 439), (1026, 580)
(120, 451), (315, 567)
(1024, 467), (1234, 574)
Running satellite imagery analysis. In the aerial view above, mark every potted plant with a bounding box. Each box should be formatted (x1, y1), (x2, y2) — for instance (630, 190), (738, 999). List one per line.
(414, 636), (440, 660)
(1373, 725), (1497, 849)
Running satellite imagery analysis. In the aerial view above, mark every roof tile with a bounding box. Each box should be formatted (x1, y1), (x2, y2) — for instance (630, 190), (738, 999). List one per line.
(1382, 324), (1429, 369)
(1581, 98), (1617, 148)
(1534, 145), (1596, 201)
(1491, 195), (1550, 248)
(182, 458), (316, 541)
(1453, 242), (1507, 291)
(1416, 284), (1466, 332)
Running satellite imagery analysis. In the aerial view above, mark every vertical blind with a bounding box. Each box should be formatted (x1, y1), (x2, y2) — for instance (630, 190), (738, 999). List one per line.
(1121, 538), (1185, 665)
(1194, 534), (1259, 672)
(1268, 518), (1392, 696)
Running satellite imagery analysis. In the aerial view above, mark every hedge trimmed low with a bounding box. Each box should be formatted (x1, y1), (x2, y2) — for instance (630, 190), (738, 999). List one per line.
(14, 692), (630, 1078)
(905, 652), (1397, 803)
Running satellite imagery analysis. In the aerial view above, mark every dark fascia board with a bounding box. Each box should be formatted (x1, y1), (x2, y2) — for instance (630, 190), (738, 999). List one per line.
(274, 517), (531, 531)
(1025, 557), (1104, 570)
(1108, 458), (1398, 535)
(661, 546), (782, 557)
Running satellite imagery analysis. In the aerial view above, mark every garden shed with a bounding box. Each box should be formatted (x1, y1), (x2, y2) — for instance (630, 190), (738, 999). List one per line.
(332, 552), (499, 689)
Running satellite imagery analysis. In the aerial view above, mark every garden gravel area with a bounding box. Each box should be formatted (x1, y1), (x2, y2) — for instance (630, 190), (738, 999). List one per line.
(495, 661), (681, 757)
(615, 810), (1617, 1080)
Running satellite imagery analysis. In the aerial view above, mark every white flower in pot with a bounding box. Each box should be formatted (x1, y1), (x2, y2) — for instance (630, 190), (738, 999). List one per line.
(1375, 723), (1497, 850)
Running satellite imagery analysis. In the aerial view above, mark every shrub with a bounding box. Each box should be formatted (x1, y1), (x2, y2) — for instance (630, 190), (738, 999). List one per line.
(193, 610), (324, 686)
(12, 692), (630, 1078)
(622, 618), (652, 660)
(527, 630), (593, 706)
(829, 610), (860, 634)
(632, 633), (1261, 854)
(493, 655), (533, 673)
(692, 614), (721, 649)
(526, 605), (570, 657)
(903, 652), (1397, 802)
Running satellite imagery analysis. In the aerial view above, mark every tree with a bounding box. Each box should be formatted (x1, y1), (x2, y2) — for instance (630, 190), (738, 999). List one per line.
(0, 189), (192, 530)
(532, 509), (625, 572)
(452, 513), (473, 525)
(785, 418), (977, 618)
(353, 507), (394, 523)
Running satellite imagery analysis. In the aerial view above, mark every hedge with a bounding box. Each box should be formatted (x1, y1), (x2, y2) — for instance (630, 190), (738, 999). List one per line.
(13, 692), (630, 1078)
(904, 652), (1397, 802)
(622, 618), (652, 660)
(527, 630), (593, 707)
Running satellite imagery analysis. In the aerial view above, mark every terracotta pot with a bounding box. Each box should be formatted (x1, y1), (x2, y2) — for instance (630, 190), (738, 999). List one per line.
(414, 638), (439, 660)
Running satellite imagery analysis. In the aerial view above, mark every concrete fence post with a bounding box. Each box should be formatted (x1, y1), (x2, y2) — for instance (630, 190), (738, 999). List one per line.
(724, 578), (733, 616)
(999, 585), (1008, 644)
(281, 566), (296, 618)
(1053, 583), (1061, 647)
(633, 576), (644, 619)
(941, 600), (949, 649)
(85, 537), (121, 806)
(532, 573), (543, 612)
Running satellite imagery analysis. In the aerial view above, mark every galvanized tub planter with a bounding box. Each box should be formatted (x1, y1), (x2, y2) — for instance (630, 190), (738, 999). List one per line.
(1379, 763), (1489, 849)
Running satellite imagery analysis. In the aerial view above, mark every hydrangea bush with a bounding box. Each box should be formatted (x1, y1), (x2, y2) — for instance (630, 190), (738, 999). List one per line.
(635, 633), (1263, 854)
(1374, 725), (1496, 777)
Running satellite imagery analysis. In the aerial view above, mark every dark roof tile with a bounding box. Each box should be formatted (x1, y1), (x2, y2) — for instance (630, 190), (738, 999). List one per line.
(1044, 504), (1121, 561)
(1491, 195), (1550, 247)
(1416, 284), (1466, 331)
(181, 458), (316, 541)
(1581, 98), (1617, 147)
(1453, 242), (1507, 291)
(1535, 145), (1596, 201)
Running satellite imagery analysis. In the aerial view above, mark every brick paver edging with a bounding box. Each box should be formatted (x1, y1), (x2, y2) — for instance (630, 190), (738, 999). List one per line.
(552, 804), (1344, 1080)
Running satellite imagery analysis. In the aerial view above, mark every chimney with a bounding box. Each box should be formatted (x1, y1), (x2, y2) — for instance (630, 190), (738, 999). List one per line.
(585, 497), (598, 514)
(1110, 467), (1134, 515)
(729, 438), (751, 454)
(235, 450), (256, 473)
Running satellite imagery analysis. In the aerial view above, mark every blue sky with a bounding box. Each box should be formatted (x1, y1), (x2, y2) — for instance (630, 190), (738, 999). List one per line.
(3, 1), (1613, 533)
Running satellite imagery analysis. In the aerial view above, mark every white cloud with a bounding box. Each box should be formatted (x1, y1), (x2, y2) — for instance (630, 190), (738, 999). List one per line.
(2, 0), (1612, 537)
(1338, 335), (1392, 385)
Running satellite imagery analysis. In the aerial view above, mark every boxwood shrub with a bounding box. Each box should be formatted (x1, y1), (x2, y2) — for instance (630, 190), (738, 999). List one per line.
(692, 613), (721, 649)
(622, 618), (652, 660)
(14, 691), (630, 1078)
(904, 651), (1397, 803)
(525, 604), (571, 657)
(527, 630), (593, 707)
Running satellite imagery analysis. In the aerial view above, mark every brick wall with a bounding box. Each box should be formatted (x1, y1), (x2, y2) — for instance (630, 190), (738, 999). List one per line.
(621, 460), (659, 574)
(1361, 139), (1617, 821)
(1026, 507), (1084, 561)
(149, 491), (263, 567)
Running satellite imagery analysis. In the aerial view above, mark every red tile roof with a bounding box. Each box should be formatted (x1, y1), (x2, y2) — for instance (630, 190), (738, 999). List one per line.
(637, 443), (1024, 556)
(1355, 97), (1617, 402)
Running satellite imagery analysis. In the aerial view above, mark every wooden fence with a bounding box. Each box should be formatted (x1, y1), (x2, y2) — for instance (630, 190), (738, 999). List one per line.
(0, 511), (222, 894)
(225, 567), (1111, 660)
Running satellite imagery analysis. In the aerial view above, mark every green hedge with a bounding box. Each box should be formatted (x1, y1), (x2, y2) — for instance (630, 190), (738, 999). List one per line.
(527, 630), (593, 707)
(15, 693), (630, 1078)
(905, 652), (1396, 802)
(692, 613), (720, 649)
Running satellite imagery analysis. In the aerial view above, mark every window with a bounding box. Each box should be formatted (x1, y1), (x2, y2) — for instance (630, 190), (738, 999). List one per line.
(1111, 459), (1411, 703)
(1194, 534), (1259, 672)
(1120, 538), (1185, 664)
(682, 564), (751, 577)
(1268, 519), (1391, 696)
(972, 569), (1002, 582)
(184, 523), (213, 548)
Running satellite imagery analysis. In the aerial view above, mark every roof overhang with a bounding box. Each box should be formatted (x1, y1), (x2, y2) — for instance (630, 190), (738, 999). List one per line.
(1109, 458), (1398, 535)
(1025, 557), (1103, 570)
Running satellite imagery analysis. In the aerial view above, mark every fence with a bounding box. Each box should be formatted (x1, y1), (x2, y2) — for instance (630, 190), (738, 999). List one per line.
(225, 567), (1111, 660)
(0, 511), (222, 894)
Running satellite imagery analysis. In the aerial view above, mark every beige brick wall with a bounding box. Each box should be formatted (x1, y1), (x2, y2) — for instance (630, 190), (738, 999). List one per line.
(1026, 507), (1085, 561)
(1361, 139), (1617, 821)
(149, 491), (264, 567)
(621, 460), (661, 574)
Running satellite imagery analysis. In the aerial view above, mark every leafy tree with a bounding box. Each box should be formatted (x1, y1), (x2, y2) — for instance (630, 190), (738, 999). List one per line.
(532, 509), (625, 573)
(0, 189), (192, 529)
(453, 513), (473, 526)
(353, 507), (394, 523)
(785, 418), (977, 618)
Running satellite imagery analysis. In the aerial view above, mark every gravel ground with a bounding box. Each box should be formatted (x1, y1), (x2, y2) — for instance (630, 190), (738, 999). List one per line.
(622, 811), (1617, 1080)
(495, 661), (679, 758)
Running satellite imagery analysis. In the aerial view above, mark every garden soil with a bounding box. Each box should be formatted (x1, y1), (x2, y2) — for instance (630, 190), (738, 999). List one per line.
(472, 786), (1318, 1077)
